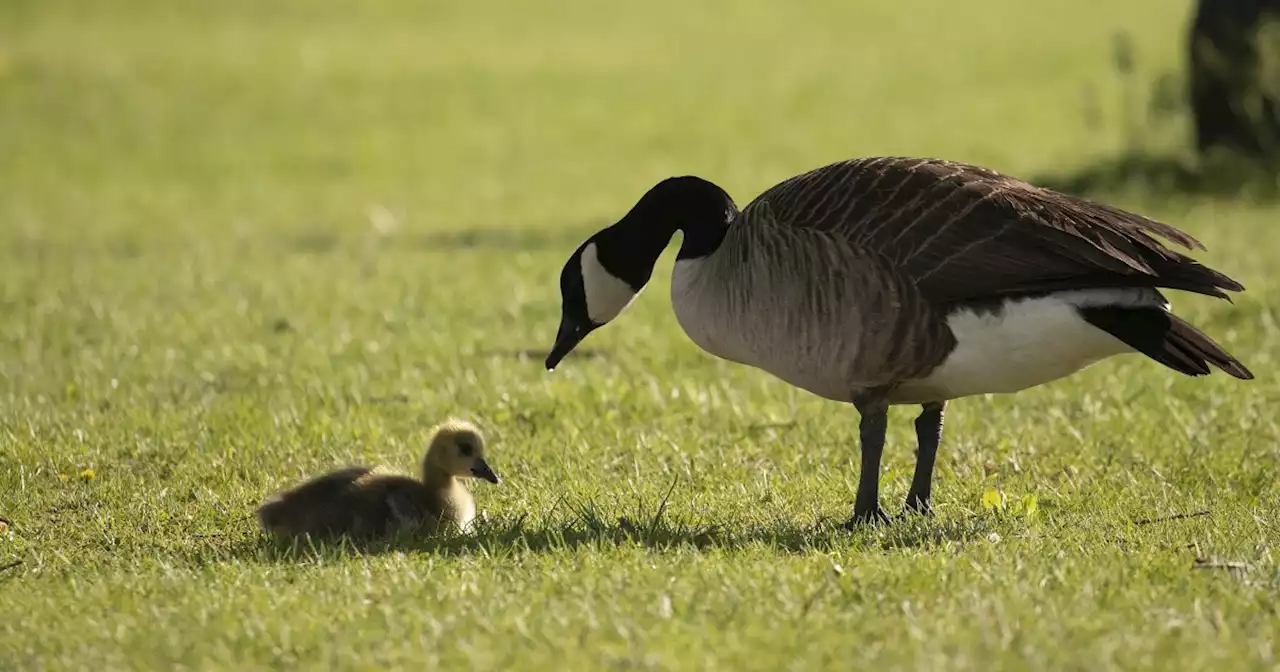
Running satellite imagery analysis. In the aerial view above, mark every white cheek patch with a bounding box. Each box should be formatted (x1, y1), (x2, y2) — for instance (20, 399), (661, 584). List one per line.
(581, 242), (641, 324)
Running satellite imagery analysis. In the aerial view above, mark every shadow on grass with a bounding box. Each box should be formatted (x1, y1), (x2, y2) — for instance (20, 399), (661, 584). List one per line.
(219, 504), (999, 564)
(1032, 150), (1280, 202)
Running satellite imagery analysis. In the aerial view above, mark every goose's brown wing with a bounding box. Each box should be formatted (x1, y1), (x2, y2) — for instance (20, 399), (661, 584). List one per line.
(741, 157), (1243, 307)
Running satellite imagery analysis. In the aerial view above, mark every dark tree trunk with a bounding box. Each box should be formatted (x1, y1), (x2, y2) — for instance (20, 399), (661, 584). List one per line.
(1188, 0), (1280, 157)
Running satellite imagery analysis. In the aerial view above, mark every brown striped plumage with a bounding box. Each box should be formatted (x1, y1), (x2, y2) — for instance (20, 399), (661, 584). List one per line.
(743, 157), (1240, 304)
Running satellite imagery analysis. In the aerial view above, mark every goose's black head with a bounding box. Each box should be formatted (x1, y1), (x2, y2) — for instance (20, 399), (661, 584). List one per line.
(545, 176), (736, 371)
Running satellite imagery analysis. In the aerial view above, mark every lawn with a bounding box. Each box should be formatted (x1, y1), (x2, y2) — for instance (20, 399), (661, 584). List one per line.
(1, 0), (1277, 669)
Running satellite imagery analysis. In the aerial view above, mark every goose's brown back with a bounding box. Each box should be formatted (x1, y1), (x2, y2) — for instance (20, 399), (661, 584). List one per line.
(739, 157), (1243, 306)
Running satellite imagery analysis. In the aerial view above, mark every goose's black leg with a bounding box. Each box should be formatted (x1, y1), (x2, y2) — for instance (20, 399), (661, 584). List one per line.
(846, 394), (891, 527)
(905, 401), (945, 514)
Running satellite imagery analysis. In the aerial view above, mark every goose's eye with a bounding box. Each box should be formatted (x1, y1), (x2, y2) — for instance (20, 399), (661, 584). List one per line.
(458, 441), (474, 458)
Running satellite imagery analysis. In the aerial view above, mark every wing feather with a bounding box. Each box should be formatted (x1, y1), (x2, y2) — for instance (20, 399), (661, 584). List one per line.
(736, 157), (1243, 307)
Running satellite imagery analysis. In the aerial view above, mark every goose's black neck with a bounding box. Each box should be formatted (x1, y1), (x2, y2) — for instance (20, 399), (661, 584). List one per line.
(594, 176), (737, 287)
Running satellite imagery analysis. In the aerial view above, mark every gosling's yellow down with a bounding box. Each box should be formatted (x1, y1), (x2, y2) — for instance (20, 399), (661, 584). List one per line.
(257, 419), (500, 539)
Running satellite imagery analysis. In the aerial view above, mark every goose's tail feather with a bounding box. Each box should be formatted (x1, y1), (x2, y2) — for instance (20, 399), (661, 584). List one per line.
(1079, 306), (1254, 380)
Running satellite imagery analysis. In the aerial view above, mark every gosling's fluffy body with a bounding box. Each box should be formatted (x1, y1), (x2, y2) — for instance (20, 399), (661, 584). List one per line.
(257, 420), (499, 539)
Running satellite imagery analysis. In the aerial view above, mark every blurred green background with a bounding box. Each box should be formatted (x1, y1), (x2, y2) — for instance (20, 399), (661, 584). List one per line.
(1, 1), (1276, 670)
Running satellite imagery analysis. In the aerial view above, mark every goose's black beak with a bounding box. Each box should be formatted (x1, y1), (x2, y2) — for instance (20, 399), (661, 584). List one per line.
(471, 458), (501, 484)
(546, 317), (589, 371)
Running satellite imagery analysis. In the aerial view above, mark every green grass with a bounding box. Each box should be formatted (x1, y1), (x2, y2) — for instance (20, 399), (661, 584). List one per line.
(2, 0), (1278, 669)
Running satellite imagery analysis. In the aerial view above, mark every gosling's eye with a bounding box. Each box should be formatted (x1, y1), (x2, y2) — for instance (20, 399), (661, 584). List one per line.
(458, 442), (474, 457)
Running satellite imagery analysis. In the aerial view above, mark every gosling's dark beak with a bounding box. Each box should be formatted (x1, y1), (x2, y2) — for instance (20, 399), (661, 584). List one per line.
(545, 318), (588, 372)
(471, 458), (501, 484)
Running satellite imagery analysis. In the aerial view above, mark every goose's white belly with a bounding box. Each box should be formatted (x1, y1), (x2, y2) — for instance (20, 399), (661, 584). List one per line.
(671, 257), (1156, 404)
(889, 291), (1149, 403)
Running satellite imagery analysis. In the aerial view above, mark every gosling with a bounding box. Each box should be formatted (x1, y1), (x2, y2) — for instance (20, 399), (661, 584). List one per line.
(256, 419), (500, 540)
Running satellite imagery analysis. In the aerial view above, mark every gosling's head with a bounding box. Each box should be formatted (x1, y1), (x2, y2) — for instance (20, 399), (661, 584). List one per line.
(424, 419), (500, 484)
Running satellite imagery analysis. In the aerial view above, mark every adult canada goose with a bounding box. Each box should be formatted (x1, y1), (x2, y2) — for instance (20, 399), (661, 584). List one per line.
(545, 157), (1253, 525)
(257, 419), (501, 539)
